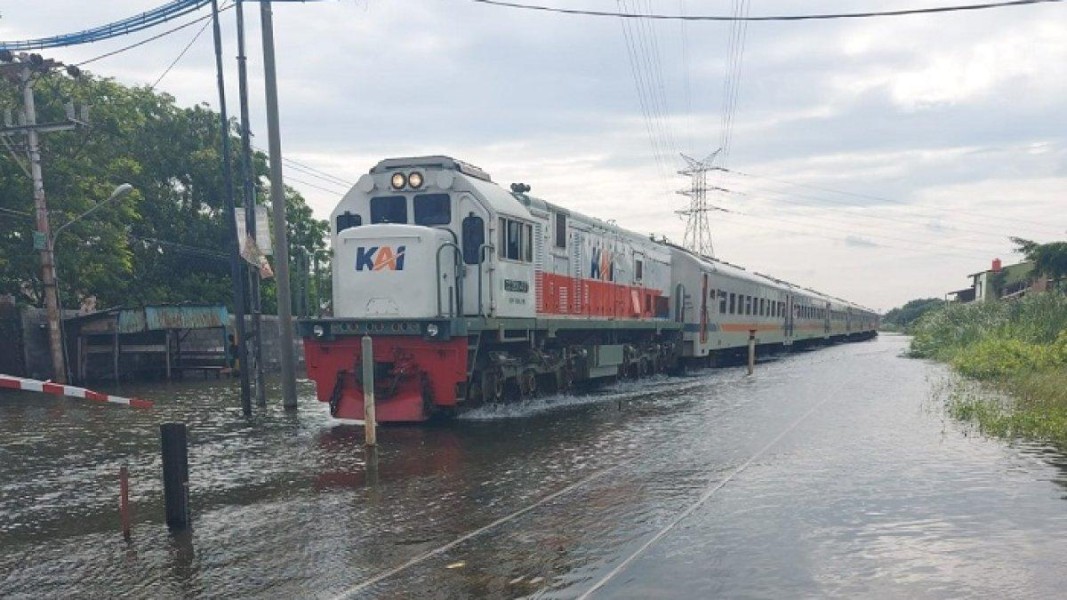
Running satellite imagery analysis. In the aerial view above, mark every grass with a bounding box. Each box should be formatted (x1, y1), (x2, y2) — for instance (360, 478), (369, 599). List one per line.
(909, 292), (1067, 445)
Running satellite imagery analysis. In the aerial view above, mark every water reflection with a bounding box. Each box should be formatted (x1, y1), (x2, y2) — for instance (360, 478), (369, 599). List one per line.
(3, 337), (1067, 598)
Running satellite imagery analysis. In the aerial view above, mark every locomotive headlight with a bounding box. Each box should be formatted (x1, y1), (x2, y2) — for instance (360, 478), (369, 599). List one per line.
(312, 324), (325, 338)
(426, 323), (439, 337)
(390, 172), (407, 190)
(408, 171), (424, 189)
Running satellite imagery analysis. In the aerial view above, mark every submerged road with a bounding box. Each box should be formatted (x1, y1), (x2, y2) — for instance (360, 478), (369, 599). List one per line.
(2, 334), (1066, 598)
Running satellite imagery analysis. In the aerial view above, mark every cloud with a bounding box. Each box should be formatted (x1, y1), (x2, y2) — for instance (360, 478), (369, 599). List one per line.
(844, 235), (880, 248)
(1, 0), (1065, 310)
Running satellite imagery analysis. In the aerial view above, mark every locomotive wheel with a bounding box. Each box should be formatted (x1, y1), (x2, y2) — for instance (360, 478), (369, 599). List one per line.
(520, 369), (538, 397)
(483, 368), (504, 402)
(557, 366), (574, 392)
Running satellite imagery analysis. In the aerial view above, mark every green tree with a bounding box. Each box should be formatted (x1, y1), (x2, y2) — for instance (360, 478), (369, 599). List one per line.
(883, 297), (945, 331)
(1, 72), (329, 311)
(1011, 237), (1067, 286)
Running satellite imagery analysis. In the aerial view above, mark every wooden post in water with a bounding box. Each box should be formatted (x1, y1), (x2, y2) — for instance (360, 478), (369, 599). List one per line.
(361, 335), (377, 447)
(747, 329), (756, 376)
(119, 464), (131, 541)
(160, 423), (190, 531)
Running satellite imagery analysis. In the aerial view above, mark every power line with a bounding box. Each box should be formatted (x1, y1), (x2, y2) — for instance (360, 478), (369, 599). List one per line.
(727, 182), (1061, 243)
(74, 6), (234, 68)
(722, 168), (1067, 234)
(150, 5), (221, 90)
(471, 0), (1063, 21)
(0, 206), (34, 219)
(285, 174), (350, 195)
(280, 158), (353, 188)
(281, 157), (352, 187)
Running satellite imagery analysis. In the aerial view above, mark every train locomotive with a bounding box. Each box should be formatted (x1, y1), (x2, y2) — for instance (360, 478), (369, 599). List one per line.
(299, 156), (879, 422)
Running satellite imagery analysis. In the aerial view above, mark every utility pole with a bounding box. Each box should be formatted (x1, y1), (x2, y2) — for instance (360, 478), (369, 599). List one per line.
(261, 0), (299, 410)
(210, 0), (252, 414)
(0, 51), (84, 384)
(677, 150), (728, 259)
(234, 0), (267, 408)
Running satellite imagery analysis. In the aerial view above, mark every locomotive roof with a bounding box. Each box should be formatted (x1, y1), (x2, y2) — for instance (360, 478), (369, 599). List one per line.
(370, 155), (493, 182)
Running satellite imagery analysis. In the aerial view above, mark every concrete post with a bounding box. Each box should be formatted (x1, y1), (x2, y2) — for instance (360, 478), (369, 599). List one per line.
(361, 335), (377, 447)
(160, 423), (190, 531)
(260, 0), (299, 411)
(119, 464), (131, 541)
(747, 329), (756, 376)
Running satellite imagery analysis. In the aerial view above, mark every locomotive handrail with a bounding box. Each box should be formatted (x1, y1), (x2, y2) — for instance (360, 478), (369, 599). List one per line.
(674, 283), (686, 322)
(436, 242), (464, 318)
(477, 243), (495, 317)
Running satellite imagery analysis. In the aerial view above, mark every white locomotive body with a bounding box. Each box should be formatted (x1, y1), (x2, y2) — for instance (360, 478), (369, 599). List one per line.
(301, 156), (878, 422)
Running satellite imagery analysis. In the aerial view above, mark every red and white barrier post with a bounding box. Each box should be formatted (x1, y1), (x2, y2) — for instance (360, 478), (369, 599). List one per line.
(0, 374), (153, 408)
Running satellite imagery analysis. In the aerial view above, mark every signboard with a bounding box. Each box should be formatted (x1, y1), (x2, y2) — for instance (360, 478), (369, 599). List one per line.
(234, 206), (272, 256)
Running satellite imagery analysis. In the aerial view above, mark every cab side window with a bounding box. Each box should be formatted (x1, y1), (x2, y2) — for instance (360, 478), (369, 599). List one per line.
(499, 217), (533, 262)
(336, 211), (361, 233)
(462, 215), (485, 265)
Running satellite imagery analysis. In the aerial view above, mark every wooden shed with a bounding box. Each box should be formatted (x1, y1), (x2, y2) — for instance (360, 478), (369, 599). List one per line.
(65, 304), (230, 382)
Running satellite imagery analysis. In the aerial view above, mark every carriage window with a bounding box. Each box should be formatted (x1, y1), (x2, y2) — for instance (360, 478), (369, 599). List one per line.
(414, 193), (451, 226)
(336, 211), (361, 233)
(745, 296), (752, 315)
(462, 215), (485, 265)
(719, 291), (727, 313)
(759, 298), (765, 316)
(635, 259), (644, 282)
(555, 212), (567, 248)
(370, 195), (406, 224)
(498, 217), (532, 263)
(729, 293), (736, 314)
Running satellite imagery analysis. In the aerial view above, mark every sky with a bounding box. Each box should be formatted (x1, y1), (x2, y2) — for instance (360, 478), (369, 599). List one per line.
(2, 0), (1065, 312)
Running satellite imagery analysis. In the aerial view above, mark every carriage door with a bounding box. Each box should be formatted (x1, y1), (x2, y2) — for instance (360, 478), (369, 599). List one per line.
(824, 302), (832, 335)
(785, 294), (795, 342)
(459, 195), (489, 316)
(700, 273), (709, 344)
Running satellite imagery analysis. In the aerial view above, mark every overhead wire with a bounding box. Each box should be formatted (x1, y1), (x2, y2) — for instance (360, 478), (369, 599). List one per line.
(726, 181), (1063, 243)
(678, 1), (693, 154)
(722, 168), (1067, 235)
(150, 4), (221, 90)
(470, 0), (1064, 21)
(617, 0), (674, 187)
(726, 190), (1024, 255)
(714, 205), (1012, 262)
(73, 7), (231, 68)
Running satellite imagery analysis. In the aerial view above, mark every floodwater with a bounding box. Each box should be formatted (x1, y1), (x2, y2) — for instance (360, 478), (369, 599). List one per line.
(2, 334), (1067, 599)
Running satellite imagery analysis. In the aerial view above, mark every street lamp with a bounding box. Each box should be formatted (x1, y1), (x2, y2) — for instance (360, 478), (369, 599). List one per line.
(52, 183), (136, 382)
(53, 183), (134, 239)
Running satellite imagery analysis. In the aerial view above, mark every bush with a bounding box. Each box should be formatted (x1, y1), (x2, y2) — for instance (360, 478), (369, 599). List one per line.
(950, 338), (1058, 379)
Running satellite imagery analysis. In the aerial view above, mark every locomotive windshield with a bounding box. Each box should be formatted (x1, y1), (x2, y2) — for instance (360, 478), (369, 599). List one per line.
(413, 194), (451, 226)
(370, 195), (407, 224)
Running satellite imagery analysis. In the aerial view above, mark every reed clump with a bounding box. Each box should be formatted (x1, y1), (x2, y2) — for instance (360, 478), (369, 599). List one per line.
(909, 292), (1067, 444)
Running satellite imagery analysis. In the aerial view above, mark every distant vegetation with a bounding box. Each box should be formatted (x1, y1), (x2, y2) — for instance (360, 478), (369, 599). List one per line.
(909, 292), (1067, 446)
(881, 297), (944, 332)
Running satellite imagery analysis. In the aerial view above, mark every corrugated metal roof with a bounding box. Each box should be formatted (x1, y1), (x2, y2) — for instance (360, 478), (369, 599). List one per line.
(68, 304), (229, 333)
(144, 305), (227, 331)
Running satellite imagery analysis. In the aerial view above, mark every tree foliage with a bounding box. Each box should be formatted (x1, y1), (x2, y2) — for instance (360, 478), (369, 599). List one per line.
(882, 297), (945, 331)
(0, 72), (329, 311)
(1011, 237), (1067, 285)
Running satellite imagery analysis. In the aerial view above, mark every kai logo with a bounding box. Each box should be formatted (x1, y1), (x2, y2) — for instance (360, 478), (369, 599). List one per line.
(355, 246), (407, 271)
